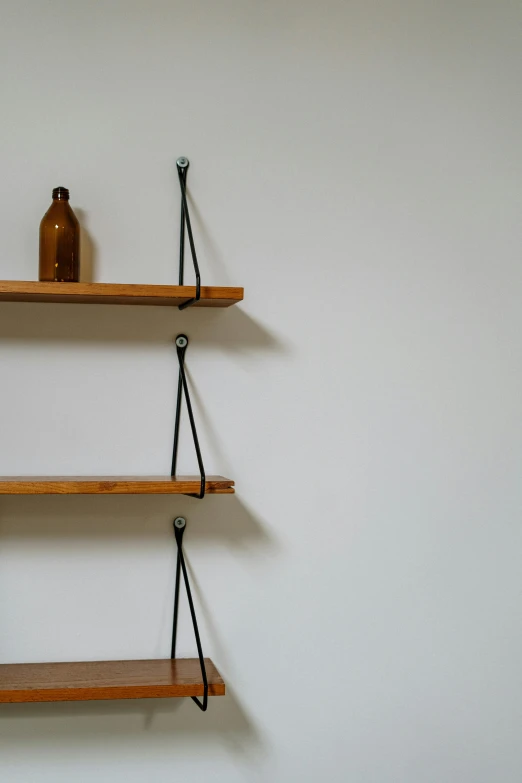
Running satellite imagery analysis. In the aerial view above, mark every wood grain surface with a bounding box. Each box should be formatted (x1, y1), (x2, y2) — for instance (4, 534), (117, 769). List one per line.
(0, 281), (243, 307)
(0, 475), (235, 494)
(0, 658), (225, 703)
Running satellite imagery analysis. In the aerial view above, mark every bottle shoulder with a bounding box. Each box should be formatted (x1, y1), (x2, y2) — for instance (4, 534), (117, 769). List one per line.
(40, 201), (80, 228)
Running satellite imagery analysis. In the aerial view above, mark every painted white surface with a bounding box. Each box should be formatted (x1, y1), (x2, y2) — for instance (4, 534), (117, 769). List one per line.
(0, 1), (521, 780)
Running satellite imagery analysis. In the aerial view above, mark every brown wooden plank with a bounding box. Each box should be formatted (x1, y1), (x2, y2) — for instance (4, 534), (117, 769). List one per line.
(0, 475), (234, 495)
(0, 658), (225, 703)
(0, 281), (243, 307)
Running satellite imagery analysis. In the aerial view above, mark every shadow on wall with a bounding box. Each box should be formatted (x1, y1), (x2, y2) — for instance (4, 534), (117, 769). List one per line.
(0, 300), (288, 355)
(183, 188), (233, 288)
(0, 685), (265, 757)
(0, 494), (277, 550)
(75, 207), (98, 284)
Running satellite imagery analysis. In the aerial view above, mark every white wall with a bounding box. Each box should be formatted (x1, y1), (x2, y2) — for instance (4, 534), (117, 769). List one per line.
(0, 0), (521, 780)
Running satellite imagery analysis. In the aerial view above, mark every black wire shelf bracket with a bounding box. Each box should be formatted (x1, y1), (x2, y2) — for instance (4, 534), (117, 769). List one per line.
(176, 156), (201, 310)
(171, 517), (208, 712)
(171, 334), (206, 499)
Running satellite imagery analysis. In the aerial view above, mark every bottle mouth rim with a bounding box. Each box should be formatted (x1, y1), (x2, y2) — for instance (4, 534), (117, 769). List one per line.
(52, 186), (69, 200)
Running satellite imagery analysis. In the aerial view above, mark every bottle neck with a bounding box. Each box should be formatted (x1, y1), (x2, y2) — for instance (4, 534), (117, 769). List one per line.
(52, 187), (70, 201)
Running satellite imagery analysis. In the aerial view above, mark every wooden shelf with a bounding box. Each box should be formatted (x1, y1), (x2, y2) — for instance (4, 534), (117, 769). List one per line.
(0, 281), (243, 308)
(0, 658), (224, 703)
(0, 475), (234, 495)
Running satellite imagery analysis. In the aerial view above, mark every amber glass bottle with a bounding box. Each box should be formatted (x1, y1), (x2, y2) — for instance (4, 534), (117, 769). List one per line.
(39, 187), (80, 282)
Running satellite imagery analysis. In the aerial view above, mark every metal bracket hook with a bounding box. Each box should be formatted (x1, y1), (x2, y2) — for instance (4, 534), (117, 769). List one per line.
(176, 157), (201, 310)
(171, 517), (208, 712)
(171, 334), (206, 499)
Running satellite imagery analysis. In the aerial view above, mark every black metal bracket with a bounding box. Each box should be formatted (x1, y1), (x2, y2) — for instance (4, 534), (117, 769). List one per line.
(176, 157), (201, 310)
(171, 334), (206, 499)
(171, 517), (208, 712)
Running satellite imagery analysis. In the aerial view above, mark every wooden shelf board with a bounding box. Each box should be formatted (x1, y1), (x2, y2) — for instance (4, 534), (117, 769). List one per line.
(0, 281), (243, 308)
(0, 475), (234, 495)
(0, 658), (224, 703)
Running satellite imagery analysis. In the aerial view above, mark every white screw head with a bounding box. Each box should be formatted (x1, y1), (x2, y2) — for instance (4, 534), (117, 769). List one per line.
(177, 157), (189, 168)
(176, 335), (188, 348)
(174, 517), (186, 529)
